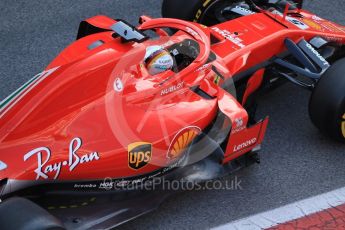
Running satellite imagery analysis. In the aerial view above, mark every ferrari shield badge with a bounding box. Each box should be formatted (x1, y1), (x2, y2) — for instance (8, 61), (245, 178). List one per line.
(113, 78), (124, 92)
(128, 142), (152, 170)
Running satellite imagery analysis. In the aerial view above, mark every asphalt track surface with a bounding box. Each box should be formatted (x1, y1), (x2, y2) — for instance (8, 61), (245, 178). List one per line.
(0, 1), (344, 229)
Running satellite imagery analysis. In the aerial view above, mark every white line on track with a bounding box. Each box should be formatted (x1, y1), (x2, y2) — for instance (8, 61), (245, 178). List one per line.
(212, 186), (345, 230)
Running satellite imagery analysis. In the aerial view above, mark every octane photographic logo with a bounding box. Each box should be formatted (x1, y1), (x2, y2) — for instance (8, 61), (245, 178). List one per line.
(99, 175), (243, 192)
(104, 34), (237, 172)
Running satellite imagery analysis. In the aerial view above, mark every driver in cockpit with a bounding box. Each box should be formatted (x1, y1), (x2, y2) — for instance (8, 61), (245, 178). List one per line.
(144, 45), (174, 75)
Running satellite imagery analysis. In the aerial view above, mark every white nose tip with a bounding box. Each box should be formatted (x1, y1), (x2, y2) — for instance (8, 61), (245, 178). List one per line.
(0, 161), (7, 171)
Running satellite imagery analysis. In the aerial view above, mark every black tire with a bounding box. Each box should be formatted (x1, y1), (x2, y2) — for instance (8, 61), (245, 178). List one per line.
(162, 0), (303, 26)
(309, 58), (345, 143)
(162, 0), (201, 21)
(162, 0), (249, 26)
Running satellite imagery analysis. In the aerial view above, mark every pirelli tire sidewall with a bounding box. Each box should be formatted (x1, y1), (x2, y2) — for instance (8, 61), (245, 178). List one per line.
(162, 0), (216, 22)
(309, 58), (345, 143)
(161, 0), (304, 23)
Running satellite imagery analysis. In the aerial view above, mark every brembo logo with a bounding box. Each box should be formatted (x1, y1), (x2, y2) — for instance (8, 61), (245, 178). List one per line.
(305, 43), (329, 66)
(128, 142), (152, 170)
(233, 138), (257, 152)
(24, 138), (100, 180)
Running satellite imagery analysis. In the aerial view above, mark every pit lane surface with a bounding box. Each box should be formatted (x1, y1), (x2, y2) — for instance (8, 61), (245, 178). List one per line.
(0, 1), (344, 229)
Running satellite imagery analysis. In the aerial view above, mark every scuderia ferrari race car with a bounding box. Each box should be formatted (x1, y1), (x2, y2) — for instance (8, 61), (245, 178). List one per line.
(1, 0), (345, 229)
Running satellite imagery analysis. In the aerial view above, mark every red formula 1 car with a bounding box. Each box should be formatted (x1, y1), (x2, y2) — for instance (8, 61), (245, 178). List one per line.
(0, 0), (345, 229)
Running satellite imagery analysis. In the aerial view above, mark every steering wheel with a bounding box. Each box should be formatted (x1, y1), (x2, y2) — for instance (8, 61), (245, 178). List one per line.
(139, 18), (211, 86)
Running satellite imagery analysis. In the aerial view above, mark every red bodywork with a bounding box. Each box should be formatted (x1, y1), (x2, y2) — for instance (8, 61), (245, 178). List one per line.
(1, 10), (345, 189)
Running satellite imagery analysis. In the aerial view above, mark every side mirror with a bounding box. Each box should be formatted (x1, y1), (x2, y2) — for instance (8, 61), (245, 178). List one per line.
(294, 0), (304, 9)
(111, 20), (148, 43)
(272, 0), (304, 11)
(251, 0), (303, 11)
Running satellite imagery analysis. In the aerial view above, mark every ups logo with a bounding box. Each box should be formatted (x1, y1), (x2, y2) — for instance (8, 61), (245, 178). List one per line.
(128, 142), (152, 170)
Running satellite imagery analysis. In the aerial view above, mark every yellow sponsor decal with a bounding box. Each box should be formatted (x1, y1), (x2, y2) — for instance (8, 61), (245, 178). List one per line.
(302, 18), (322, 31)
(128, 142), (152, 170)
(168, 126), (201, 160)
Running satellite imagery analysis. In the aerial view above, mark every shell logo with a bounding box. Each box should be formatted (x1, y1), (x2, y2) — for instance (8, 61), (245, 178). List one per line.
(341, 113), (345, 138)
(167, 126), (201, 160)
